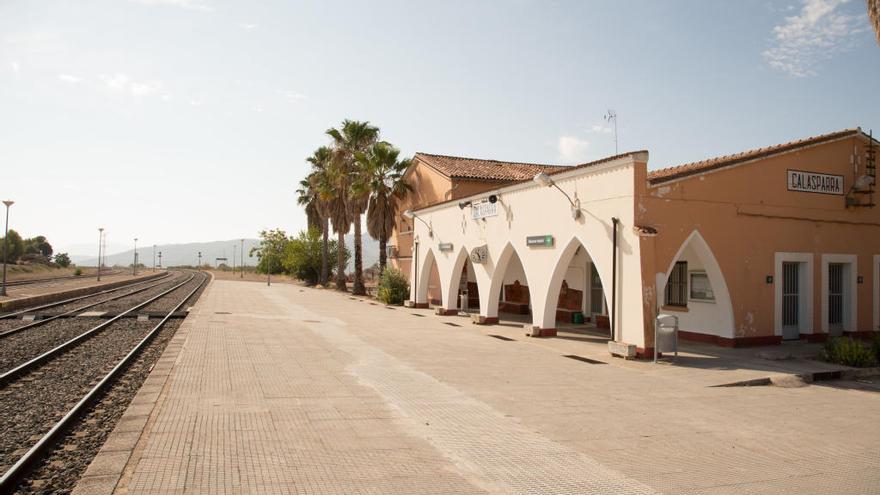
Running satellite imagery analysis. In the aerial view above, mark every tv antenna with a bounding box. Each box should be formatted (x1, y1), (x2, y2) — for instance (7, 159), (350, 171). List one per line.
(604, 109), (618, 154)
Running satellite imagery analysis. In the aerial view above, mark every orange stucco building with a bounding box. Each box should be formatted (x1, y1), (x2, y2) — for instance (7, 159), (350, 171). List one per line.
(394, 129), (878, 353)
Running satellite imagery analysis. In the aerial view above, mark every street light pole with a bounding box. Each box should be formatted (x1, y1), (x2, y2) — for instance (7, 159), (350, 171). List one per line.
(133, 238), (138, 276)
(97, 227), (104, 282)
(1, 200), (15, 297)
(232, 245), (236, 275)
(240, 239), (244, 278)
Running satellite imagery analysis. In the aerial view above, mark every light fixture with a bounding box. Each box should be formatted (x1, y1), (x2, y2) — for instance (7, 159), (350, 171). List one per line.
(403, 209), (433, 237)
(458, 200), (472, 210)
(533, 173), (582, 220)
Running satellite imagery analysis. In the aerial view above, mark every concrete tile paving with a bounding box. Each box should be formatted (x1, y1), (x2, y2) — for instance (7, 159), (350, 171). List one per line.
(108, 280), (879, 494)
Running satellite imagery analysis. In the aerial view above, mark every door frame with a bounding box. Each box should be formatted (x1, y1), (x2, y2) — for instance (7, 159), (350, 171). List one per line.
(774, 252), (813, 338)
(821, 254), (857, 335)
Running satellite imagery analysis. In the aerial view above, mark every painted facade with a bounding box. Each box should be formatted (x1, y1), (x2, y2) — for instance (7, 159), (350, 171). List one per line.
(403, 129), (879, 357)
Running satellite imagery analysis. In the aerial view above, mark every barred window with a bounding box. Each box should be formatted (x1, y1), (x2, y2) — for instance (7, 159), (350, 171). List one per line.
(665, 261), (688, 307)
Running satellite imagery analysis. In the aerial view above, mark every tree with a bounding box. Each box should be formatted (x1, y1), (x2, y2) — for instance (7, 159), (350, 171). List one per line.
(326, 119), (379, 295)
(355, 141), (412, 274)
(23, 235), (52, 258)
(300, 146), (333, 286)
(249, 229), (289, 274)
(870, 0), (880, 44)
(54, 252), (72, 267)
(0, 229), (24, 263)
(282, 227), (349, 285)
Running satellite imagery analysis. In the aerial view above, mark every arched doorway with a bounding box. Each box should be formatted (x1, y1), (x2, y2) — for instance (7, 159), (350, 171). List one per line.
(444, 247), (482, 312)
(542, 237), (610, 334)
(485, 242), (532, 323)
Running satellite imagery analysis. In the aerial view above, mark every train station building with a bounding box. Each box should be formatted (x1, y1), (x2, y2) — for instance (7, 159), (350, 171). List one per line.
(390, 128), (879, 357)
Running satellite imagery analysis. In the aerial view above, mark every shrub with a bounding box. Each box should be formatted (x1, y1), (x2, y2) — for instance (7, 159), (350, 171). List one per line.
(282, 227), (348, 285)
(821, 337), (877, 368)
(54, 252), (71, 268)
(871, 333), (880, 363)
(377, 267), (409, 305)
(74, 267), (83, 276)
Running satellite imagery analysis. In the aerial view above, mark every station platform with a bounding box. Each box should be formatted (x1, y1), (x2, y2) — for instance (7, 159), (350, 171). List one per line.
(75, 279), (879, 495)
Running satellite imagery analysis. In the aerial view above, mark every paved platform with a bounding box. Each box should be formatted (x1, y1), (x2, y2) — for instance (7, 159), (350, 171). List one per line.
(79, 280), (880, 494)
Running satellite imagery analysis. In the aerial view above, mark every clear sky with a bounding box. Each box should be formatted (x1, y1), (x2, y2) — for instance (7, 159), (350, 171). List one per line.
(2, 0), (878, 254)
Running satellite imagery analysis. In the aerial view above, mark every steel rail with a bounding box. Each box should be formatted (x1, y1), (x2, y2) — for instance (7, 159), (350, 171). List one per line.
(0, 273), (177, 339)
(0, 272), (169, 320)
(0, 271), (208, 492)
(0, 272), (196, 386)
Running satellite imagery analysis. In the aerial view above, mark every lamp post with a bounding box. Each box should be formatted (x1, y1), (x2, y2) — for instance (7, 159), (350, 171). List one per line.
(232, 245), (236, 275)
(97, 227), (104, 281)
(240, 239), (244, 278)
(133, 238), (138, 276)
(1, 200), (14, 297)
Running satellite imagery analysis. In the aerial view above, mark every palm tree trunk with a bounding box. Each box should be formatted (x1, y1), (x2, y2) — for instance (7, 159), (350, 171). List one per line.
(336, 230), (347, 291)
(320, 217), (329, 286)
(352, 214), (366, 295)
(379, 221), (387, 274)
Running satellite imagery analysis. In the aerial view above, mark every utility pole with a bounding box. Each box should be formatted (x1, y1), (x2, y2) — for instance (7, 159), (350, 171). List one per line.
(605, 109), (618, 155)
(152, 244), (156, 271)
(97, 227), (104, 281)
(1, 200), (14, 297)
(158, 251), (162, 269)
(198, 251), (202, 269)
(133, 238), (138, 276)
(232, 245), (236, 275)
(240, 239), (244, 278)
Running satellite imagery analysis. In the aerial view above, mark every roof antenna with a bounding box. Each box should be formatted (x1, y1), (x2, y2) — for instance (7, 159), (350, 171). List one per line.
(604, 109), (618, 155)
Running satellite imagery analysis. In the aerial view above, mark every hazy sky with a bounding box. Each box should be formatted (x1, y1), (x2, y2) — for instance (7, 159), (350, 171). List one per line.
(2, 0), (878, 254)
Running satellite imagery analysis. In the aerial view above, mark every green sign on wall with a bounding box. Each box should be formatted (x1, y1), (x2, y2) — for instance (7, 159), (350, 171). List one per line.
(526, 235), (554, 247)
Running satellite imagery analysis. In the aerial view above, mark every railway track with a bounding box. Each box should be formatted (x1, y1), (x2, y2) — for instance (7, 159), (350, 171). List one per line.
(0, 271), (169, 321)
(2, 270), (124, 288)
(0, 270), (209, 492)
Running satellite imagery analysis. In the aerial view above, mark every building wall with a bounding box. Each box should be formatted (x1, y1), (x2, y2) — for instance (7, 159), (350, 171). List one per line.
(640, 135), (880, 344)
(411, 154), (651, 349)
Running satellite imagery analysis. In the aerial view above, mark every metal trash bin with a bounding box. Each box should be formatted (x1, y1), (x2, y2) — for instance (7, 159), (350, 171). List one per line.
(654, 314), (679, 363)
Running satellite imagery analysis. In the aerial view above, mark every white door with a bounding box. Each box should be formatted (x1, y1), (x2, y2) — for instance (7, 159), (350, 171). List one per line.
(782, 262), (800, 340)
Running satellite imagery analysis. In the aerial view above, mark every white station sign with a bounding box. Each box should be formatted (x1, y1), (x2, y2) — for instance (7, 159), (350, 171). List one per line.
(787, 169), (844, 196)
(471, 201), (498, 220)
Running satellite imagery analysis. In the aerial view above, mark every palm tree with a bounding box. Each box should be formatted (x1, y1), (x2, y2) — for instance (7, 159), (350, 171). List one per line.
(305, 146), (333, 286)
(870, 0), (880, 44)
(326, 120), (379, 295)
(355, 141), (412, 274)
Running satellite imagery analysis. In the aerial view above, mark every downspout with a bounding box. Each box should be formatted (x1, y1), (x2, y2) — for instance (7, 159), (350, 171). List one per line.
(413, 239), (419, 305)
(611, 217), (619, 341)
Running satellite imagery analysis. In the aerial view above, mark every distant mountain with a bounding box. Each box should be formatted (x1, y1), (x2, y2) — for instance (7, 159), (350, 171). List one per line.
(70, 234), (380, 272)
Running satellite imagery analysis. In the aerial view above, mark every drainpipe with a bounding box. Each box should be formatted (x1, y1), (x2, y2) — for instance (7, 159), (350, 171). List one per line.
(413, 239), (419, 305)
(611, 217), (619, 341)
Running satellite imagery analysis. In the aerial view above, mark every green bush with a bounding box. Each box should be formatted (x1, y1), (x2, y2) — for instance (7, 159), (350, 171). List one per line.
(73, 267), (83, 276)
(871, 333), (880, 363)
(821, 337), (877, 368)
(282, 227), (348, 285)
(377, 267), (409, 305)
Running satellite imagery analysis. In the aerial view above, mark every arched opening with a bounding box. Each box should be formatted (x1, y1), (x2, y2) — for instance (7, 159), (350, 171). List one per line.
(542, 237), (610, 337)
(416, 248), (439, 305)
(486, 243), (533, 324)
(444, 247), (482, 312)
(659, 230), (734, 341)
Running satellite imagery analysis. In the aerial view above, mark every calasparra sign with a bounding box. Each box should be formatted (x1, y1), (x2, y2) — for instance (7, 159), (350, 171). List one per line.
(787, 169), (844, 196)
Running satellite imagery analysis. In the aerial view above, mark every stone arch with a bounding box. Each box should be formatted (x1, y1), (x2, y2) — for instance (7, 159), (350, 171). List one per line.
(442, 246), (483, 311)
(415, 247), (437, 304)
(485, 242), (532, 319)
(540, 236), (610, 330)
(657, 230), (734, 338)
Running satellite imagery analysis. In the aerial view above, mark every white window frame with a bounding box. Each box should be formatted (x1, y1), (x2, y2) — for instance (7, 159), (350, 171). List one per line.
(820, 254), (857, 334)
(774, 252), (814, 337)
(688, 270), (715, 303)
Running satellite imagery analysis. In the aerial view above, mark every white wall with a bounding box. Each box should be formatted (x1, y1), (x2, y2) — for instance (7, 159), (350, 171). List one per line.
(411, 153), (650, 347)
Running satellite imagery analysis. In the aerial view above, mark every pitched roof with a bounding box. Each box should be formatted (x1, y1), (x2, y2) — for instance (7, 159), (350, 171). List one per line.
(647, 128), (866, 185)
(414, 152), (568, 182)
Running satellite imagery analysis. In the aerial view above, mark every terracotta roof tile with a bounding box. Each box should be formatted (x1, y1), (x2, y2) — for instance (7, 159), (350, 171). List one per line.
(647, 128), (864, 185)
(414, 152), (568, 182)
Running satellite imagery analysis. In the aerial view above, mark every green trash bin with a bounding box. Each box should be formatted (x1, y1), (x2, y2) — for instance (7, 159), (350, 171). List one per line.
(572, 312), (584, 324)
